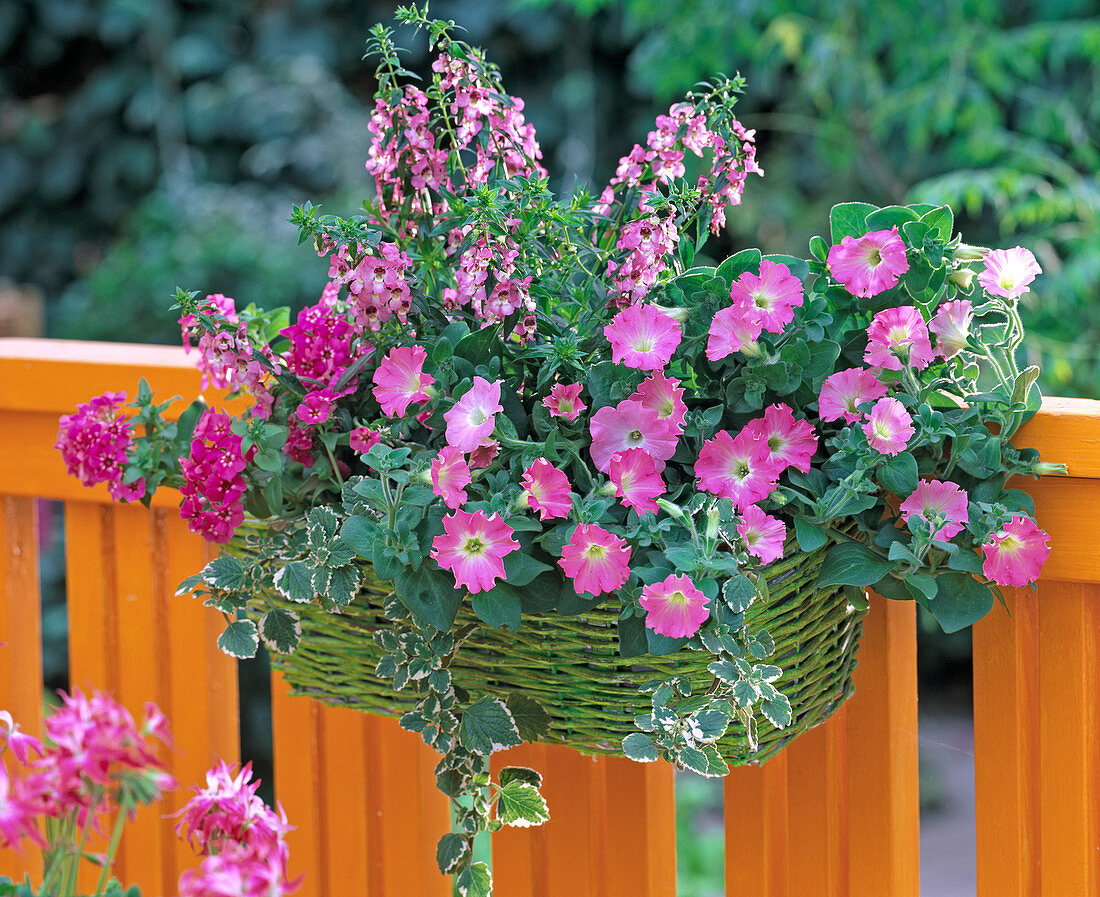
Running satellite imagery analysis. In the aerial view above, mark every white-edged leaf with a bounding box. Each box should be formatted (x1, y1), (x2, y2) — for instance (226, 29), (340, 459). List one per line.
(621, 732), (659, 763)
(273, 561), (315, 603)
(460, 696), (521, 756)
(260, 608), (301, 654)
(202, 556), (245, 591)
(456, 861), (492, 897)
(435, 833), (469, 874)
(498, 766), (542, 789)
(760, 692), (793, 728)
(217, 620), (258, 659)
(326, 564), (360, 606)
(496, 780), (550, 828)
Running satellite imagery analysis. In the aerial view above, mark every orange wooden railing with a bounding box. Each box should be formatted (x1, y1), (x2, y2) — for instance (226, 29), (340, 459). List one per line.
(0, 337), (1096, 896)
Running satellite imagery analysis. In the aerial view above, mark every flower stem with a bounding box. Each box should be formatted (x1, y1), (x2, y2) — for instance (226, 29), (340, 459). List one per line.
(93, 798), (132, 897)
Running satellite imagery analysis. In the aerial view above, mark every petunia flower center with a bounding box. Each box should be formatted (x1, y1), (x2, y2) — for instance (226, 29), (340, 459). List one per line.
(584, 543), (608, 561)
(462, 536), (486, 556)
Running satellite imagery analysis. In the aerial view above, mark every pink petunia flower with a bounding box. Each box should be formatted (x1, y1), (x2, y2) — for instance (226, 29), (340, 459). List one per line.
(694, 430), (781, 509)
(864, 306), (935, 371)
(469, 439), (500, 469)
(349, 427), (381, 454)
(542, 383), (587, 420)
(742, 404), (817, 473)
(899, 480), (969, 540)
(930, 300), (974, 358)
(737, 505), (787, 565)
(827, 227), (910, 297)
(729, 259), (804, 334)
(559, 523), (631, 597)
(706, 304), (763, 361)
(589, 399), (680, 472)
(639, 574), (710, 638)
(980, 515), (1050, 587)
(431, 509), (519, 594)
(818, 367), (889, 424)
(630, 371), (687, 432)
(979, 247), (1042, 300)
(444, 377), (503, 453)
(863, 397), (915, 456)
(603, 304), (683, 370)
(431, 446), (472, 510)
(372, 346), (434, 417)
(522, 459), (572, 520)
(609, 448), (665, 515)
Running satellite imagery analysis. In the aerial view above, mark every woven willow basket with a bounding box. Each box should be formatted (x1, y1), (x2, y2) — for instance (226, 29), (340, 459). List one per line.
(264, 538), (865, 766)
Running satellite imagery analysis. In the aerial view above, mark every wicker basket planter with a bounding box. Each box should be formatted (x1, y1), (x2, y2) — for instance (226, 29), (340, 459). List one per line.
(267, 539), (864, 766)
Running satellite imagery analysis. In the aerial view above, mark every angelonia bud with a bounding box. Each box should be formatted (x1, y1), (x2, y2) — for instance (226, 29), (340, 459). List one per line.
(657, 498), (686, 519)
(1031, 461), (1068, 477)
(948, 268), (975, 290)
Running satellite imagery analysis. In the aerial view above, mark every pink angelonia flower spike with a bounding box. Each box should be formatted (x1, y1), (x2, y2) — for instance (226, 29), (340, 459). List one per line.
(559, 523), (631, 597)
(609, 448), (666, 515)
(431, 509), (519, 593)
(588, 399), (679, 472)
(737, 505), (787, 565)
(827, 227), (910, 297)
(864, 306), (935, 371)
(930, 300), (974, 358)
(542, 383), (587, 420)
(431, 446), (472, 510)
(694, 430), (781, 510)
(706, 303), (763, 361)
(639, 573), (710, 638)
(742, 403), (817, 473)
(372, 346), (434, 418)
(818, 367), (889, 424)
(522, 459), (572, 520)
(981, 515), (1050, 587)
(863, 397), (915, 456)
(900, 480), (969, 540)
(444, 377), (503, 453)
(603, 304), (682, 370)
(631, 371), (687, 432)
(729, 259), (804, 334)
(979, 247), (1042, 300)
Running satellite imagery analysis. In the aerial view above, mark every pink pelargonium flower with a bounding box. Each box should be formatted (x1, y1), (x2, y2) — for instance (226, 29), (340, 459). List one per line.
(559, 523), (631, 597)
(603, 304), (682, 371)
(737, 505), (787, 565)
(818, 367), (889, 424)
(930, 300), (974, 358)
(631, 371), (687, 432)
(981, 515), (1050, 587)
(742, 404), (817, 473)
(349, 427), (381, 454)
(430, 446), (472, 510)
(542, 383), (587, 420)
(899, 480), (969, 541)
(588, 399), (679, 473)
(609, 448), (665, 516)
(639, 574), (710, 638)
(729, 259), (804, 334)
(694, 430), (781, 510)
(372, 346), (434, 417)
(827, 227), (910, 297)
(864, 306), (935, 371)
(0, 711), (42, 764)
(431, 509), (519, 594)
(444, 377), (503, 453)
(979, 247), (1042, 300)
(521, 459), (572, 520)
(863, 397), (915, 456)
(706, 303), (763, 361)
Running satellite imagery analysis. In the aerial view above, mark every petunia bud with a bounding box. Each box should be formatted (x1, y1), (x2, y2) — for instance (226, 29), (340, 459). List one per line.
(947, 268), (975, 290)
(1031, 461), (1068, 477)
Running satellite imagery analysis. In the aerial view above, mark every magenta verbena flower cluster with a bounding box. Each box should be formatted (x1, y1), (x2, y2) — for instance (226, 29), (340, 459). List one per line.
(54, 8), (1061, 895)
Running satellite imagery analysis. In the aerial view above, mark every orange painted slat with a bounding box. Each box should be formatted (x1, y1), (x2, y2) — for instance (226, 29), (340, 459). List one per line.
(1037, 580), (1100, 895)
(1015, 477), (1100, 583)
(492, 744), (676, 896)
(846, 594), (920, 897)
(318, 704), (372, 892)
(0, 495), (43, 882)
(1014, 396), (1100, 478)
(725, 748), (790, 896)
(65, 502), (119, 693)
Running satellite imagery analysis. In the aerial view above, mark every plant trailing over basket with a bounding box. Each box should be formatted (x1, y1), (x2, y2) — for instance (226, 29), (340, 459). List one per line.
(55, 6), (1063, 894)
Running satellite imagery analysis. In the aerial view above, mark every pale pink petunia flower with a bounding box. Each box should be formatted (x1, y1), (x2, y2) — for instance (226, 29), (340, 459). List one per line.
(588, 399), (679, 472)
(741, 404), (817, 473)
(729, 259), (804, 334)
(444, 377), (503, 453)
(372, 346), (434, 417)
(818, 367), (889, 424)
(978, 247), (1042, 300)
(349, 427), (381, 454)
(639, 573), (710, 638)
(630, 371), (687, 432)
(706, 303), (763, 361)
(694, 430), (781, 509)
(864, 306), (935, 371)
(737, 505), (787, 565)
(899, 480), (969, 540)
(609, 448), (666, 515)
(431, 509), (519, 593)
(431, 446), (472, 510)
(930, 300), (974, 358)
(542, 383), (587, 420)
(827, 227), (910, 297)
(863, 397), (915, 456)
(980, 515), (1050, 587)
(559, 523), (631, 597)
(522, 459), (572, 520)
(603, 304), (682, 370)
